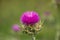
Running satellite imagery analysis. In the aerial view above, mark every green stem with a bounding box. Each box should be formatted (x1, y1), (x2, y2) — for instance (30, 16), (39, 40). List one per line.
(32, 34), (35, 40)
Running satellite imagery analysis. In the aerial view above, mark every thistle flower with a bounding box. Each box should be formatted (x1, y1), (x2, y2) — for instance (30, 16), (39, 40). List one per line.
(44, 11), (50, 16)
(12, 24), (20, 32)
(20, 11), (40, 25)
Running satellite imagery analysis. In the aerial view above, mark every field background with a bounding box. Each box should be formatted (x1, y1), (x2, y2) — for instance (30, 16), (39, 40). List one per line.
(0, 0), (60, 40)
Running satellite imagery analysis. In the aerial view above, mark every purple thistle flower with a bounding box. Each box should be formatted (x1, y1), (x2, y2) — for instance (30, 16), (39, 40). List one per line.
(12, 24), (20, 32)
(20, 11), (40, 25)
(56, 0), (60, 4)
(44, 11), (50, 16)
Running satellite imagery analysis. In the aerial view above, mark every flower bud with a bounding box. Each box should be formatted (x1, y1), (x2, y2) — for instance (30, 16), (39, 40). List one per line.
(12, 24), (20, 32)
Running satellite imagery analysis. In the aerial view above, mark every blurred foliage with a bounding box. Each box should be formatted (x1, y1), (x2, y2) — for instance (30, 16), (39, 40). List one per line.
(0, 0), (60, 40)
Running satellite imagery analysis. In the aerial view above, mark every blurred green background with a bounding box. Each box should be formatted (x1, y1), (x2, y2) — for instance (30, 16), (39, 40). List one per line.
(0, 0), (60, 40)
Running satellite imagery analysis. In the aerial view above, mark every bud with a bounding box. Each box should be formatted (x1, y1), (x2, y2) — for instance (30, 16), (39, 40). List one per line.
(12, 24), (20, 32)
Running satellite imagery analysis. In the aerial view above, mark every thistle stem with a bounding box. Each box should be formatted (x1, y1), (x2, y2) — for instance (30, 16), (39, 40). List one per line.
(32, 34), (35, 40)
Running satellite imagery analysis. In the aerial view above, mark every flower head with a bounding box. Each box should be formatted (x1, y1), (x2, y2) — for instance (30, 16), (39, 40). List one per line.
(44, 11), (50, 16)
(12, 24), (20, 32)
(20, 11), (40, 25)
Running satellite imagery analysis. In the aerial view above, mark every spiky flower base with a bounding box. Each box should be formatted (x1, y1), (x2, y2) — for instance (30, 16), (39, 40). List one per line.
(22, 23), (41, 34)
(21, 22), (42, 40)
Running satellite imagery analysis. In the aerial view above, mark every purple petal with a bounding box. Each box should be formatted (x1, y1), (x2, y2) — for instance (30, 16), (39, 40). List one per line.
(20, 11), (40, 25)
